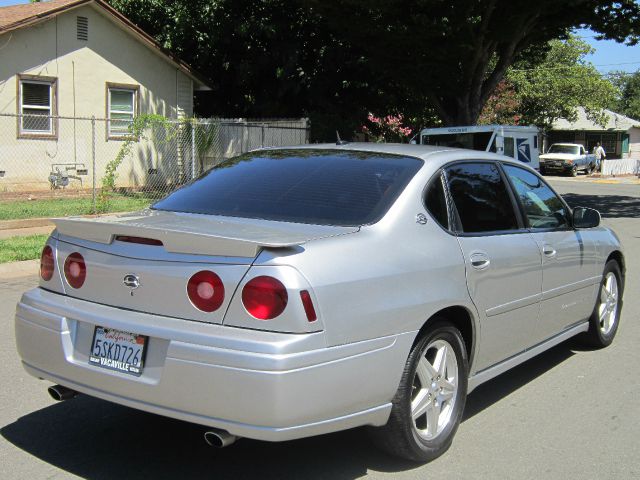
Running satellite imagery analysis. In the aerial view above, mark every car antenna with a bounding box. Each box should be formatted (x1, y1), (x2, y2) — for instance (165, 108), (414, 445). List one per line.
(336, 131), (349, 145)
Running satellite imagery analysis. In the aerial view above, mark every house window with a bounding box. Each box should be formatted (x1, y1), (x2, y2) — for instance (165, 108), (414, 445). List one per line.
(586, 133), (617, 156)
(107, 83), (139, 139)
(18, 75), (57, 138)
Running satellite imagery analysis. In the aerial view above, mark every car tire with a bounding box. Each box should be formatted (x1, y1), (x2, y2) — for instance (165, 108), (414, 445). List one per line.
(570, 165), (578, 177)
(368, 321), (468, 462)
(583, 260), (623, 348)
(588, 163), (595, 174)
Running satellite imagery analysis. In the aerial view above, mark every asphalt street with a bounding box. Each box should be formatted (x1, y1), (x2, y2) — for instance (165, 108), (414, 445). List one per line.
(0, 178), (638, 479)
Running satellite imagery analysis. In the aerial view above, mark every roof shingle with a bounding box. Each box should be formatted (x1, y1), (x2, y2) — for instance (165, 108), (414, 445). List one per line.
(0, 0), (88, 30)
(552, 107), (640, 131)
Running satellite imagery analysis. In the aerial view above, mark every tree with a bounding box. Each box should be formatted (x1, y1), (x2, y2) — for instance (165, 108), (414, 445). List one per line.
(481, 36), (618, 129)
(107, 0), (380, 140)
(311, 0), (640, 126)
(611, 70), (640, 120)
(108, 0), (640, 137)
(478, 80), (522, 125)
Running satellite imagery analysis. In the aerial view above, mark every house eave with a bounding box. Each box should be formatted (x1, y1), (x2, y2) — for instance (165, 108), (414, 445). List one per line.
(0, 0), (212, 90)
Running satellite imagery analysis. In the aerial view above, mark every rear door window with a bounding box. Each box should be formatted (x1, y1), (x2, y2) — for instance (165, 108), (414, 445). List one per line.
(445, 162), (519, 234)
(152, 150), (423, 226)
(425, 173), (449, 230)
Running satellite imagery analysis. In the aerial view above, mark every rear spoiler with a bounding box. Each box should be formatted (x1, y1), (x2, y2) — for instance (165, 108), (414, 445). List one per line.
(53, 217), (295, 258)
(52, 214), (360, 258)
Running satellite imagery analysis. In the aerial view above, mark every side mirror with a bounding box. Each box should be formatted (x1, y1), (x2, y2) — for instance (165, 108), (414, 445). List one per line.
(573, 206), (600, 228)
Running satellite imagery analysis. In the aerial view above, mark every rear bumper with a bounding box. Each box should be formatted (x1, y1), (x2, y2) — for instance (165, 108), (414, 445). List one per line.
(15, 288), (414, 441)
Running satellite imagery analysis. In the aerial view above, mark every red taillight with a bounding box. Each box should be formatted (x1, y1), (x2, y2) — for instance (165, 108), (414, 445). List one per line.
(187, 270), (225, 312)
(64, 252), (86, 289)
(299, 290), (317, 322)
(242, 276), (288, 320)
(40, 245), (54, 281)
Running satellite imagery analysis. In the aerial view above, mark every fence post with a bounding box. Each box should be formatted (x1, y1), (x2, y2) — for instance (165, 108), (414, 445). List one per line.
(261, 124), (265, 148)
(191, 120), (196, 180)
(91, 116), (96, 214)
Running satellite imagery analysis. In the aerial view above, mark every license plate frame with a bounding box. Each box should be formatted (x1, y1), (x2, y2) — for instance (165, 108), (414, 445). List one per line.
(89, 326), (148, 376)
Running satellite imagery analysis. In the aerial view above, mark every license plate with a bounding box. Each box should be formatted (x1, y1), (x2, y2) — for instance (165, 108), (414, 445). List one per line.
(89, 326), (147, 376)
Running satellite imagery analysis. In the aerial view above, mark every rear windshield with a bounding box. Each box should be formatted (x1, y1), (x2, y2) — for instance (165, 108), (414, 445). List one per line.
(152, 149), (423, 226)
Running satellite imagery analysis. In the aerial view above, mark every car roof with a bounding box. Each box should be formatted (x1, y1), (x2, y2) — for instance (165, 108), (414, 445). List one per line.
(264, 142), (530, 169)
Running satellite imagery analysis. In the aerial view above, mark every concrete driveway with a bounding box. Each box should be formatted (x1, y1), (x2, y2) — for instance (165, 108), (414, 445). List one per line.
(0, 179), (638, 479)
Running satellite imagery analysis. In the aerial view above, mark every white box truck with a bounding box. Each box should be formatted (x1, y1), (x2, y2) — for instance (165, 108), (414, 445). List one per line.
(417, 125), (540, 170)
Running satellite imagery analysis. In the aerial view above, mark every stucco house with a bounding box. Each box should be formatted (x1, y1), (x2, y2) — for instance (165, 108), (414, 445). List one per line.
(0, 0), (210, 191)
(546, 107), (640, 160)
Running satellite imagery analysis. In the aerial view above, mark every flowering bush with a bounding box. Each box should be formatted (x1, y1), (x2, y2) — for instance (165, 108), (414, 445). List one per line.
(362, 113), (413, 142)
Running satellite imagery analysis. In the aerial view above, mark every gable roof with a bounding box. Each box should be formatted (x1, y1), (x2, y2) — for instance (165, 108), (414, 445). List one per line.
(0, 0), (210, 90)
(552, 107), (640, 131)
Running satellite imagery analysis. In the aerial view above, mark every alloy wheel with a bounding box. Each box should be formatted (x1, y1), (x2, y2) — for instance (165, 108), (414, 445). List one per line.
(598, 272), (619, 335)
(411, 339), (459, 440)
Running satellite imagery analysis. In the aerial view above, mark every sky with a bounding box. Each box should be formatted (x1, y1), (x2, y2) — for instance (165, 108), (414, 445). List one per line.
(0, 0), (639, 74)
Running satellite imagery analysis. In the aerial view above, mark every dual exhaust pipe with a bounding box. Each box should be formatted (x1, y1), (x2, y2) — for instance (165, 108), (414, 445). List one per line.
(47, 385), (239, 448)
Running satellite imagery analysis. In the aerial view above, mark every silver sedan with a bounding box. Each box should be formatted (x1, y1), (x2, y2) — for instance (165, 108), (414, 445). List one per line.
(15, 143), (624, 462)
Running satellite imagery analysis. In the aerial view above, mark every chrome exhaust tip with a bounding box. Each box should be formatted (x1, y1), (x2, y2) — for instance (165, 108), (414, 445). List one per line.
(204, 429), (238, 448)
(47, 384), (78, 401)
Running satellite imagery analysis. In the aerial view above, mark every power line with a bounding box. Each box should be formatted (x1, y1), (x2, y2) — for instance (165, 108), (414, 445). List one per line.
(511, 60), (640, 72)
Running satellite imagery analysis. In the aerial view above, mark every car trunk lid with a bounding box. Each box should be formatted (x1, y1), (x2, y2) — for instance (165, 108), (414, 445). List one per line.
(50, 209), (359, 323)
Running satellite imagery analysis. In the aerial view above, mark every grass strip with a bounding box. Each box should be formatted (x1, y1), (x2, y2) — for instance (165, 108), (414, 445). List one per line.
(0, 234), (49, 263)
(0, 195), (151, 221)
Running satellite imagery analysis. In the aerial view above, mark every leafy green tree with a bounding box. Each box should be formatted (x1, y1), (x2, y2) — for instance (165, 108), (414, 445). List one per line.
(312, 0), (639, 127)
(498, 36), (619, 129)
(610, 70), (640, 120)
(107, 0), (379, 140)
(108, 0), (640, 137)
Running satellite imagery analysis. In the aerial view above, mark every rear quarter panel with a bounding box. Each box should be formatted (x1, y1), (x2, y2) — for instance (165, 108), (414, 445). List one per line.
(255, 165), (475, 349)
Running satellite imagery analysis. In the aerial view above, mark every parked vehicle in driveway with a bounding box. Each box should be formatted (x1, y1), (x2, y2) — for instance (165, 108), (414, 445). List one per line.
(540, 143), (597, 176)
(15, 143), (624, 462)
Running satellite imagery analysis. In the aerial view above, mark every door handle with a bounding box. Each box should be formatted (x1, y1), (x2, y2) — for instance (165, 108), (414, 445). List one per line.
(470, 253), (491, 270)
(542, 245), (557, 257)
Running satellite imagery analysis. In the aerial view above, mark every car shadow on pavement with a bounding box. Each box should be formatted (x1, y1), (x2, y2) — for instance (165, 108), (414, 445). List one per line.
(560, 193), (640, 218)
(463, 341), (576, 421)
(1, 396), (419, 479)
(1, 341), (583, 479)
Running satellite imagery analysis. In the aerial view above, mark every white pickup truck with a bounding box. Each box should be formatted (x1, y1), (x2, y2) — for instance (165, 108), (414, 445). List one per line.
(539, 143), (597, 176)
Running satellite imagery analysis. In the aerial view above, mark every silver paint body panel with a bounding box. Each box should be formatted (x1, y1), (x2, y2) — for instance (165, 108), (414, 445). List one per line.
(15, 143), (624, 441)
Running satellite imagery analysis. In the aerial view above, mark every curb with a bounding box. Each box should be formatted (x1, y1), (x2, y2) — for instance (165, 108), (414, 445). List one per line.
(547, 176), (640, 185)
(0, 259), (39, 279)
(0, 217), (54, 230)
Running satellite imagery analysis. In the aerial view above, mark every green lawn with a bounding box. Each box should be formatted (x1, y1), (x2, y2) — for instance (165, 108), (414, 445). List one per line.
(0, 195), (151, 221)
(0, 234), (49, 263)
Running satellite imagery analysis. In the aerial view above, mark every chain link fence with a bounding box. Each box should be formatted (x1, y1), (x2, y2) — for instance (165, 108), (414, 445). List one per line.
(0, 113), (309, 212)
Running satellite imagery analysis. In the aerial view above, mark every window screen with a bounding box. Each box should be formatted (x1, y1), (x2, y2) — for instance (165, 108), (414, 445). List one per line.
(20, 80), (53, 133)
(503, 165), (568, 230)
(153, 150), (423, 226)
(445, 162), (518, 233)
(108, 88), (136, 137)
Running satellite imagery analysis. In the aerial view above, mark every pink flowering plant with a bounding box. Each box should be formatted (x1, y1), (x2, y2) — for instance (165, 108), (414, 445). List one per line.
(362, 113), (413, 143)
